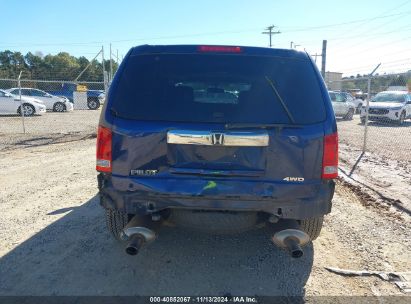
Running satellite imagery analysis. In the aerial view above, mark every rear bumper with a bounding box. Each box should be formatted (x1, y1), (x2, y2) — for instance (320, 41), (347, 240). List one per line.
(98, 174), (335, 220)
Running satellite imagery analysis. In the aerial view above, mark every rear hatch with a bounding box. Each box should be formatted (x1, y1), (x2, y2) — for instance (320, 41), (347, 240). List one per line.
(106, 46), (329, 190)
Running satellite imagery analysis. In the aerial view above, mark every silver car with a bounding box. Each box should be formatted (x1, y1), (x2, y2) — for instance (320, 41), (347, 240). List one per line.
(329, 91), (356, 120)
(360, 91), (411, 125)
(0, 89), (46, 116)
(6, 88), (74, 112)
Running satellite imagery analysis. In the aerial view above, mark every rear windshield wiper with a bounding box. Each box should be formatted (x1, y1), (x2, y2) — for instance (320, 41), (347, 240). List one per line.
(264, 76), (296, 124)
(225, 123), (303, 130)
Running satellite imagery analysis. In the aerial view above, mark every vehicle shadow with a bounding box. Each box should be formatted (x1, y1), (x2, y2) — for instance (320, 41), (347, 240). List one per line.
(0, 114), (42, 117)
(0, 195), (313, 297)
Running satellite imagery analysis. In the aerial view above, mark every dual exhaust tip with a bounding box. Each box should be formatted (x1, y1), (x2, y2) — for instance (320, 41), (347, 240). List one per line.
(125, 234), (145, 256)
(271, 228), (310, 258)
(120, 216), (160, 256)
(122, 216), (310, 259)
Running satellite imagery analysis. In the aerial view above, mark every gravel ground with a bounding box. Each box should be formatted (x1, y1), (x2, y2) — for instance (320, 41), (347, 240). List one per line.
(0, 138), (410, 297)
(337, 115), (411, 162)
(0, 109), (101, 149)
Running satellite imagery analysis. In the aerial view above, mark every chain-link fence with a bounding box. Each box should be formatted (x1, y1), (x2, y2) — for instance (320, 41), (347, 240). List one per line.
(327, 71), (411, 164)
(327, 70), (411, 212)
(0, 78), (105, 148)
(1, 70), (410, 169)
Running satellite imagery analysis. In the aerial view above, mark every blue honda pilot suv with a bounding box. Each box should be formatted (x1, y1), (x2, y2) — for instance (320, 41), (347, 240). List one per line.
(97, 45), (337, 258)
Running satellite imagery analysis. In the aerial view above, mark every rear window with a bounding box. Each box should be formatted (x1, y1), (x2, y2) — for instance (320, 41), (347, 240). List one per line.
(111, 53), (326, 124)
(329, 92), (345, 102)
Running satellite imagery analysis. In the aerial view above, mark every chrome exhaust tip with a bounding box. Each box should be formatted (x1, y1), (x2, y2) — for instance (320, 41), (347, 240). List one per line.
(125, 234), (145, 256)
(121, 215), (161, 256)
(272, 228), (310, 259)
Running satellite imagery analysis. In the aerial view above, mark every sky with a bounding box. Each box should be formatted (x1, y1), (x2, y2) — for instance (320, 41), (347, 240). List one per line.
(1, 0), (410, 76)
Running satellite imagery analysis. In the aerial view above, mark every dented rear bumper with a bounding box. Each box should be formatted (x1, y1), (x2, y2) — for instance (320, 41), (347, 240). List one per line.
(98, 173), (334, 219)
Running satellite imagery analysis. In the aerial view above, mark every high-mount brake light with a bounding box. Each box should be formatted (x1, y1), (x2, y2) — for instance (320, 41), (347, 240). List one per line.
(96, 125), (112, 172)
(322, 132), (338, 179)
(198, 45), (242, 53)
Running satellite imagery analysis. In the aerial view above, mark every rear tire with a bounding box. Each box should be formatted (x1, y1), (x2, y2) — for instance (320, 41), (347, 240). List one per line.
(17, 103), (35, 116)
(356, 104), (362, 114)
(105, 209), (129, 240)
(53, 102), (66, 112)
(344, 108), (354, 120)
(300, 216), (324, 240)
(397, 111), (406, 125)
(87, 98), (100, 110)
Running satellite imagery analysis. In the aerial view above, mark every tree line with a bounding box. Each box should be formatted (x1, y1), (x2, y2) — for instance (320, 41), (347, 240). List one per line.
(0, 50), (118, 81)
(342, 73), (411, 93)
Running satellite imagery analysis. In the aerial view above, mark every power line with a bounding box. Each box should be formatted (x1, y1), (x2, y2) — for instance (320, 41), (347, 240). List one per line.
(282, 10), (411, 33)
(335, 35), (411, 56)
(327, 0), (411, 47)
(331, 49), (411, 73)
(0, 28), (261, 48)
(331, 4), (411, 50)
(331, 35), (411, 59)
(1, 9), (410, 48)
(337, 58), (411, 73)
(297, 24), (411, 46)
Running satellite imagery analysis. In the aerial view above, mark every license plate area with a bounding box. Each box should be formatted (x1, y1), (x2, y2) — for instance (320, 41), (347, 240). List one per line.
(167, 130), (269, 147)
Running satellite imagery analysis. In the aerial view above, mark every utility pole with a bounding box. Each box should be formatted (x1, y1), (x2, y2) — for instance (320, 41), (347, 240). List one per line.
(262, 25), (281, 47)
(290, 41), (293, 48)
(321, 40), (327, 78)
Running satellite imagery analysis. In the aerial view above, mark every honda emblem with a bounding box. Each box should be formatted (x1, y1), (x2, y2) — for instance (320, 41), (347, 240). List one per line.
(211, 133), (224, 145)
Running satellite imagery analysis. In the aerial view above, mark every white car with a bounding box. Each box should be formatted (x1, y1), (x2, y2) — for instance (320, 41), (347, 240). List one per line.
(340, 92), (363, 112)
(0, 89), (46, 116)
(6, 88), (74, 112)
(329, 91), (356, 120)
(360, 91), (411, 125)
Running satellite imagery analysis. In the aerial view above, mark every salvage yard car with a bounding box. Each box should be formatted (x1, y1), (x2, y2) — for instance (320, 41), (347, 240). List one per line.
(329, 91), (355, 120)
(96, 45), (338, 258)
(340, 91), (363, 113)
(6, 88), (74, 112)
(46, 83), (105, 110)
(360, 91), (411, 125)
(0, 89), (46, 116)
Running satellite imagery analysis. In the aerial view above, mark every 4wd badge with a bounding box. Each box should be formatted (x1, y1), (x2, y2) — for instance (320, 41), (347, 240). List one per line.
(283, 177), (304, 182)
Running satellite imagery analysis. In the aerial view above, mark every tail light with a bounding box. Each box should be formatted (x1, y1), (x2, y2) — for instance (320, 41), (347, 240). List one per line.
(322, 132), (338, 179)
(96, 125), (112, 172)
